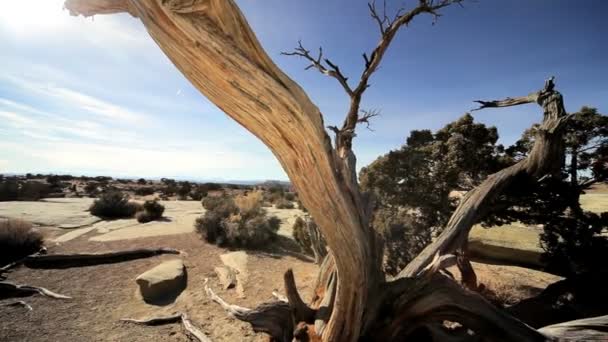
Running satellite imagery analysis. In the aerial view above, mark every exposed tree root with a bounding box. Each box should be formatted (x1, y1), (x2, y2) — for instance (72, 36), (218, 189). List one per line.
(0, 281), (71, 300)
(1, 300), (33, 311)
(204, 278), (293, 341)
(24, 248), (181, 269)
(121, 312), (212, 342)
(538, 315), (608, 341)
(0, 247), (47, 278)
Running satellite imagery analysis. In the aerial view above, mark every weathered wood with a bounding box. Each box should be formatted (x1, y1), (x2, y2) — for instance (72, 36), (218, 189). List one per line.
(399, 77), (569, 279)
(284, 269), (316, 323)
(204, 278), (292, 341)
(121, 312), (212, 342)
(538, 315), (608, 341)
(24, 248), (181, 269)
(0, 281), (71, 300)
(1, 300), (33, 311)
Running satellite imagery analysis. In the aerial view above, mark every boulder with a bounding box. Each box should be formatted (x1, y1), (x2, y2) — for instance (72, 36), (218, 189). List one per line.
(136, 259), (186, 303)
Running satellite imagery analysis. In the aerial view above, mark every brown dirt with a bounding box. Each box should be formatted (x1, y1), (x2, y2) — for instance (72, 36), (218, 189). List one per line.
(0, 231), (317, 342)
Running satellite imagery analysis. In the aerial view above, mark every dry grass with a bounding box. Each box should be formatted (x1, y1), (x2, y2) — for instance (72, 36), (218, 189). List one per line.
(234, 191), (263, 214)
(0, 218), (44, 266)
(478, 278), (535, 307)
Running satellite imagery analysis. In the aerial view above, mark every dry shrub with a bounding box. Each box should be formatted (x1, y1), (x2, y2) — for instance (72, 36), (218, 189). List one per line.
(195, 194), (279, 248)
(275, 197), (295, 209)
(234, 191), (263, 215)
(90, 191), (141, 219)
(136, 199), (165, 223)
(0, 219), (44, 266)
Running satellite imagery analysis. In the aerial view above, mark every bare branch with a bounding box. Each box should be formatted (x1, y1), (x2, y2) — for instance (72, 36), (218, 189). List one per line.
(281, 41), (353, 96)
(337, 0), (465, 143)
(357, 109), (381, 131)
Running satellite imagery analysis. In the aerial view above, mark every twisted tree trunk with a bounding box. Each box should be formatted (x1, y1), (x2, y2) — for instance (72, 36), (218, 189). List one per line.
(63, 1), (605, 341)
(399, 77), (569, 281)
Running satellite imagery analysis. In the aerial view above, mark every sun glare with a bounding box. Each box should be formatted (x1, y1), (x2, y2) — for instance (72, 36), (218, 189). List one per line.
(0, 0), (68, 35)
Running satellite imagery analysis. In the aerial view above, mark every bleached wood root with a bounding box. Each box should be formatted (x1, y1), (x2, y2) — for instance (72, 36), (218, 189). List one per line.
(121, 312), (212, 342)
(0, 281), (71, 300)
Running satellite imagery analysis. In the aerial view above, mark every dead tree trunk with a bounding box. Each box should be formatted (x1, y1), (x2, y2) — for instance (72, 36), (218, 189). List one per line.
(64, 1), (604, 341)
(399, 76), (569, 282)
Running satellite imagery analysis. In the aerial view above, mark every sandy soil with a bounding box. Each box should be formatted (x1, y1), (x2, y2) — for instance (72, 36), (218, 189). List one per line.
(0, 231), (317, 342)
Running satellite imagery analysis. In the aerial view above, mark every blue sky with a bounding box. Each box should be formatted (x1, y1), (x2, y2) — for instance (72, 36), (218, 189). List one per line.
(0, 0), (606, 181)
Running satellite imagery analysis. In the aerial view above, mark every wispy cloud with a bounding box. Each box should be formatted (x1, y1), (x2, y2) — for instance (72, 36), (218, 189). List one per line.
(0, 100), (137, 143)
(1, 75), (148, 124)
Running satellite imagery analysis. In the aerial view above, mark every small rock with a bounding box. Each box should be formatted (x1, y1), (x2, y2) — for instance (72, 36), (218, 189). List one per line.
(136, 259), (186, 303)
(214, 266), (237, 289)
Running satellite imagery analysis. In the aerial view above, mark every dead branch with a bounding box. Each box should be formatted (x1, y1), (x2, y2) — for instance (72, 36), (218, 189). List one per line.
(121, 312), (212, 342)
(204, 278), (292, 341)
(0, 247), (47, 276)
(281, 41), (353, 96)
(1, 300), (33, 311)
(538, 315), (608, 340)
(0, 281), (71, 300)
(63, 0), (133, 17)
(24, 248), (181, 269)
(358, 109), (381, 131)
(284, 269), (316, 322)
(283, 0), (465, 151)
(121, 313), (183, 325)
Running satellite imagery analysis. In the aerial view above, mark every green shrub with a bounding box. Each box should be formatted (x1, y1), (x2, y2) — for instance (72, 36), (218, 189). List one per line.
(0, 180), (52, 201)
(135, 187), (155, 196)
(89, 191), (141, 219)
(195, 193), (280, 248)
(19, 182), (52, 200)
(0, 219), (44, 266)
(0, 179), (20, 201)
(275, 198), (294, 209)
(136, 200), (165, 223)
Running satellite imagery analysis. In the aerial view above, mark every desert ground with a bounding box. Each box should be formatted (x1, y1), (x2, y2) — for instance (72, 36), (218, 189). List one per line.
(0, 185), (605, 341)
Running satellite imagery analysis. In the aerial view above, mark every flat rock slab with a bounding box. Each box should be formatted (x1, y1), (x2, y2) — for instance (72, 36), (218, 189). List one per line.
(136, 259), (187, 304)
(0, 198), (97, 228)
(469, 224), (543, 266)
(89, 201), (202, 242)
(265, 206), (305, 237)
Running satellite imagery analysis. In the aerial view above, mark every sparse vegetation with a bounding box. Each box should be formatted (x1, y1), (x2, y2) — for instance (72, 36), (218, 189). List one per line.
(136, 199), (165, 223)
(195, 191), (280, 248)
(0, 219), (44, 266)
(89, 191), (141, 219)
(0, 179), (53, 201)
(274, 197), (294, 209)
(134, 187), (155, 196)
